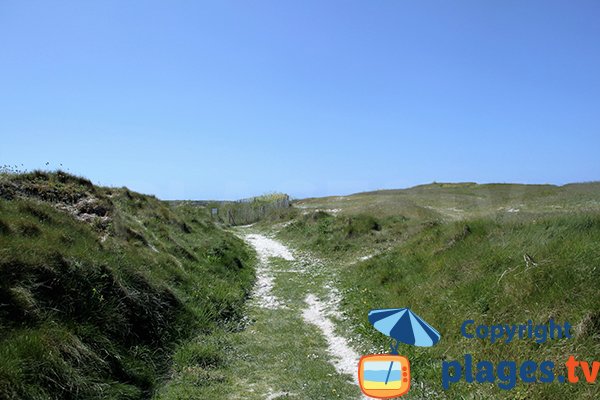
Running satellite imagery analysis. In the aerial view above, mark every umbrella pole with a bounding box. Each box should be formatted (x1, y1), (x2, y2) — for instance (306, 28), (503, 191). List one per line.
(384, 340), (401, 385)
(384, 360), (395, 385)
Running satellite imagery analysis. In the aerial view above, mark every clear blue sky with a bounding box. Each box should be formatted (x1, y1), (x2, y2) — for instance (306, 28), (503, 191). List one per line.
(1, 1), (599, 200)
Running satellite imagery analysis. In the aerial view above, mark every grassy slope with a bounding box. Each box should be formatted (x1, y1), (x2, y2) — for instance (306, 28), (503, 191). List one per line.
(280, 182), (600, 398)
(0, 171), (255, 399)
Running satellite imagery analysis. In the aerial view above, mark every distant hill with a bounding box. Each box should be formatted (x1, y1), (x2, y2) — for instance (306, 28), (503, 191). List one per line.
(294, 181), (600, 220)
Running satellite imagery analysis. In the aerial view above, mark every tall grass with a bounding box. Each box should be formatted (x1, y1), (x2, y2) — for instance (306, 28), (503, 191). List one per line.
(0, 171), (255, 399)
(280, 184), (600, 398)
(206, 193), (293, 226)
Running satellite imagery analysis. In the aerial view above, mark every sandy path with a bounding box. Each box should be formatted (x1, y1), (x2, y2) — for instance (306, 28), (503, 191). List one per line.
(241, 232), (365, 397)
(302, 293), (362, 383)
(244, 233), (294, 309)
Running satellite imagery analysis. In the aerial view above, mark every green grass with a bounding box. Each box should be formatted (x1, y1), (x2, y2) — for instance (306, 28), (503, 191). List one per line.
(0, 171), (255, 399)
(279, 211), (398, 255)
(297, 181), (600, 220)
(154, 238), (363, 400)
(279, 182), (600, 398)
(3, 173), (599, 399)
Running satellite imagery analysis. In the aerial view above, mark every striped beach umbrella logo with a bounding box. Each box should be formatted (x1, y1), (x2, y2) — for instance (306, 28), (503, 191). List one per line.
(368, 308), (441, 347)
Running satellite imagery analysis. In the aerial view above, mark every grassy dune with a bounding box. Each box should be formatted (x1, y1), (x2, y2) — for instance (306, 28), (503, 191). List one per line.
(0, 171), (255, 399)
(2, 174), (599, 399)
(280, 182), (600, 398)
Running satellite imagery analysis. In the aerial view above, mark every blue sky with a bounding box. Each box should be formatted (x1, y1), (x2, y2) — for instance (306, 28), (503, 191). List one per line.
(1, 1), (599, 200)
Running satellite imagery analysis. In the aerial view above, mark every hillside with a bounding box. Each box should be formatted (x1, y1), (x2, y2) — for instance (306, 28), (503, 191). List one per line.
(296, 182), (600, 220)
(2, 176), (599, 399)
(0, 171), (255, 399)
(277, 182), (600, 398)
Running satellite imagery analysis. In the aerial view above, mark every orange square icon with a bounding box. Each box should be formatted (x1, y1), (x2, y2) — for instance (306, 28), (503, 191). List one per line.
(358, 354), (410, 399)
